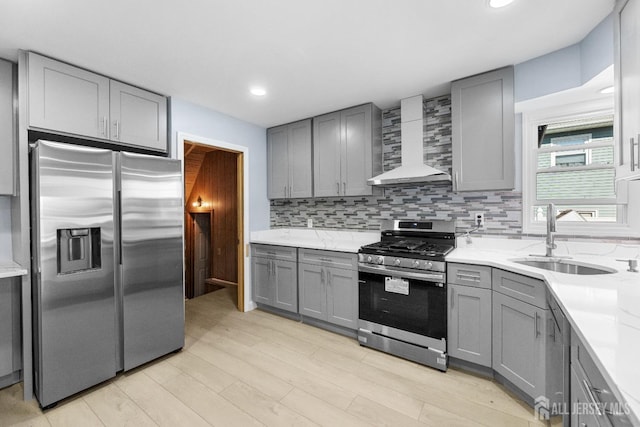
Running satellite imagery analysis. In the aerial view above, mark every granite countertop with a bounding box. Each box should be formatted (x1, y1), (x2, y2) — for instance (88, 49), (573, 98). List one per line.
(0, 261), (28, 279)
(250, 228), (380, 253)
(448, 236), (640, 424)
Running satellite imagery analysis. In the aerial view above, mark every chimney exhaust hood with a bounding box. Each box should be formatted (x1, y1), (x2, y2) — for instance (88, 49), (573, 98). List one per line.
(368, 95), (451, 186)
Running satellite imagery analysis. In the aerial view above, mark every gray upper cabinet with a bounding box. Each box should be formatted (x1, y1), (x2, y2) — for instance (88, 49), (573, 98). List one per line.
(314, 104), (381, 197)
(27, 52), (167, 152)
(615, 0), (640, 181)
(110, 80), (167, 152)
(0, 59), (15, 195)
(267, 119), (312, 199)
(451, 67), (515, 192)
(28, 52), (110, 139)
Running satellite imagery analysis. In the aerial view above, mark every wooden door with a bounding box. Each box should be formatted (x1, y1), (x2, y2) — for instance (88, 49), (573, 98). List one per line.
(192, 213), (211, 298)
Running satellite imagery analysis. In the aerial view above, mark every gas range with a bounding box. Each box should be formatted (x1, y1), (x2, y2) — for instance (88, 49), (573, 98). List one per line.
(358, 220), (456, 273)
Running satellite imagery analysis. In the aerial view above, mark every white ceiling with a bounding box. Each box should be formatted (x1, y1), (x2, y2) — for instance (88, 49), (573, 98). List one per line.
(0, 0), (615, 128)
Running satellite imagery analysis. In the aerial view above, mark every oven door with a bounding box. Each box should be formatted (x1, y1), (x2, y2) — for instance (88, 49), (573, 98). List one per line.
(358, 265), (447, 352)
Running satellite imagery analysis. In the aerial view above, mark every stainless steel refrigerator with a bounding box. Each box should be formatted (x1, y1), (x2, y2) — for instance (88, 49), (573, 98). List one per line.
(31, 140), (184, 407)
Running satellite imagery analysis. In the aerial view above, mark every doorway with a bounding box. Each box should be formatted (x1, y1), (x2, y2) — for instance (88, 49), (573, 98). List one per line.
(182, 138), (245, 311)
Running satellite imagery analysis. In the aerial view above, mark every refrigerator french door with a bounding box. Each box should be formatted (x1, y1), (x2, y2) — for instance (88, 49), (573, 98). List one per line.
(31, 140), (184, 407)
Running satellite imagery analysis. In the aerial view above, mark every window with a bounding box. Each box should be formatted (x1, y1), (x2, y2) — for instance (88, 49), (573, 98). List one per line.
(522, 99), (631, 236)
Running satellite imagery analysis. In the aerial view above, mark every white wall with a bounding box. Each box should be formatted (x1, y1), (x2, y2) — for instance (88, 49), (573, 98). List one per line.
(169, 97), (269, 232)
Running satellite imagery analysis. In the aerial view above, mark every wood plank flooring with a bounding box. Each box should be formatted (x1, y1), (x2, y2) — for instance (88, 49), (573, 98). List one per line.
(0, 288), (557, 426)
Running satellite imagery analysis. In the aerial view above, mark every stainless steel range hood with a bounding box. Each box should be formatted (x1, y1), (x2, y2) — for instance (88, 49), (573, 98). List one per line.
(368, 95), (451, 186)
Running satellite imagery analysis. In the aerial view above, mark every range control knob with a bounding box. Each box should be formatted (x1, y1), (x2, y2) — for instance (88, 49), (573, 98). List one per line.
(426, 261), (433, 269)
(413, 260), (421, 268)
(394, 258), (402, 266)
(376, 256), (384, 265)
(366, 255), (373, 263)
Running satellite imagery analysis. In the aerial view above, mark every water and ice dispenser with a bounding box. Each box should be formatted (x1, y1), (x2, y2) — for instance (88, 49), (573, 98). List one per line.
(57, 228), (101, 274)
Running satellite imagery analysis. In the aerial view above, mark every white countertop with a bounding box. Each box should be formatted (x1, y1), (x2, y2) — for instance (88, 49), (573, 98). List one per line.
(250, 228), (380, 253)
(448, 236), (640, 424)
(0, 261), (28, 279)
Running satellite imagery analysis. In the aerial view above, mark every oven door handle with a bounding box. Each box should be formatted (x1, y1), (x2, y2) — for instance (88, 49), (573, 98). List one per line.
(358, 265), (445, 282)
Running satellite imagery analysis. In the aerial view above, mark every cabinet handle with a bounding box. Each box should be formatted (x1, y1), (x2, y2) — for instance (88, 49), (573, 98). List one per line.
(453, 172), (458, 192)
(284, 185), (287, 198)
(327, 270), (332, 287)
(336, 182), (340, 195)
(631, 137), (635, 172)
(101, 117), (108, 137)
(113, 120), (120, 139)
(535, 312), (540, 338)
(450, 288), (455, 308)
(456, 272), (480, 282)
(343, 182), (346, 195)
(583, 380), (604, 416)
(636, 134), (640, 171)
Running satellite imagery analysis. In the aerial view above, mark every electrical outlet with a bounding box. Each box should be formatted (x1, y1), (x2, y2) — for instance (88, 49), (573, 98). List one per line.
(474, 212), (484, 228)
(307, 218), (313, 228)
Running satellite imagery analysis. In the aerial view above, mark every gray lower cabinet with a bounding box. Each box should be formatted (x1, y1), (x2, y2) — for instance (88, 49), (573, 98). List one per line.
(0, 59), (15, 195)
(313, 104), (382, 197)
(448, 284), (492, 367)
(451, 66), (515, 192)
(0, 277), (21, 385)
(447, 263), (492, 367)
(492, 290), (547, 400)
(298, 249), (358, 329)
(267, 119), (312, 199)
(251, 244), (297, 313)
(27, 52), (167, 152)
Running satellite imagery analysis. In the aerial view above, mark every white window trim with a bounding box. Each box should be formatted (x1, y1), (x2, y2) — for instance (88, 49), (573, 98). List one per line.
(522, 99), (638, 237)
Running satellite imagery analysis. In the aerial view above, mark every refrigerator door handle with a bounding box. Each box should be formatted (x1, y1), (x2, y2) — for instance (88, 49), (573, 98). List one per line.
(117, 189), (123, 265)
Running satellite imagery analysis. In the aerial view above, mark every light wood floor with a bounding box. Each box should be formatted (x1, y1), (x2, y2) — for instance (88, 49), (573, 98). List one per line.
(0, 288), (556, 427)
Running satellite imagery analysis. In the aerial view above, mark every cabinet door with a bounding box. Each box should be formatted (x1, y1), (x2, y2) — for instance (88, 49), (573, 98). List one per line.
(267, 125), (289, 199)
(616, 0), (640, 179)
(288, 119), (313, 198)
(448, 284), (492, 367)
(570, 366), (603, 427)
(451, 66), (515, 191)
(28, 52), (110, 139)
(0, 60), (14, 195)
(298, 263), (326, 320)
(341, 104), (373, 196)
(492, 291), (546, 400)
(326, 266), (357, 329)
(252, 257), (272, 305)
(110, 80), (167, 152)
(0, 278), (21, 378)
(273, 260), (298, 313)
(314, 111), (342, 197)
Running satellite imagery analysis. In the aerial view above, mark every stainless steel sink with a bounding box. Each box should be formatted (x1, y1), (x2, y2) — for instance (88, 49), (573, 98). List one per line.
(510, 258), (616, 275)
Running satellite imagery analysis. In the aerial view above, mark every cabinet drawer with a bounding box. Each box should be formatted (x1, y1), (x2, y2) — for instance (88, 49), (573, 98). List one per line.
(448, 263), (491, 289)
(298, 248), (357, 269)
(251, 244), (297, 261)
(492, 269), (546, 309)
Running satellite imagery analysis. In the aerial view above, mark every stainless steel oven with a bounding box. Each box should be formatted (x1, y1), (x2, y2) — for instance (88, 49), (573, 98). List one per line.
(357, 220), (455, 371)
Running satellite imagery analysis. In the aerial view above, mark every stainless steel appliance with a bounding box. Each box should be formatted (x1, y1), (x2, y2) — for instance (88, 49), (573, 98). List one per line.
(357, 219), (456, 371)
(31, 140), (184, 407)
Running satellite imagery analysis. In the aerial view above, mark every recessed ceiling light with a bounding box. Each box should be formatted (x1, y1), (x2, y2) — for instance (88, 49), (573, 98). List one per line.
(489, 0), (515, 8)
(250, 86), (267, 96)
(599, 86), (614, 94)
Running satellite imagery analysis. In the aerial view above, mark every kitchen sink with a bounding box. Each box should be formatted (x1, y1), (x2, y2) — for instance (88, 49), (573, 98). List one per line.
(510, 258), (616, 275)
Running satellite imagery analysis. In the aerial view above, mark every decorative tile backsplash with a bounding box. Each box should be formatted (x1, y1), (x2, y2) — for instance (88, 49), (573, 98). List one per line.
(271, 95), (523, 233)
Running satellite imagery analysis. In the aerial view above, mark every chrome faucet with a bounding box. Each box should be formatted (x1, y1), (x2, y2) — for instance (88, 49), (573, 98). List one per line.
(546, 203), (557, 257)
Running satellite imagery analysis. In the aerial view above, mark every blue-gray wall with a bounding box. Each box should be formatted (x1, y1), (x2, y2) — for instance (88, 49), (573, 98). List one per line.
(169, 98), (269, 232)
(514, 13), (613, 102)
